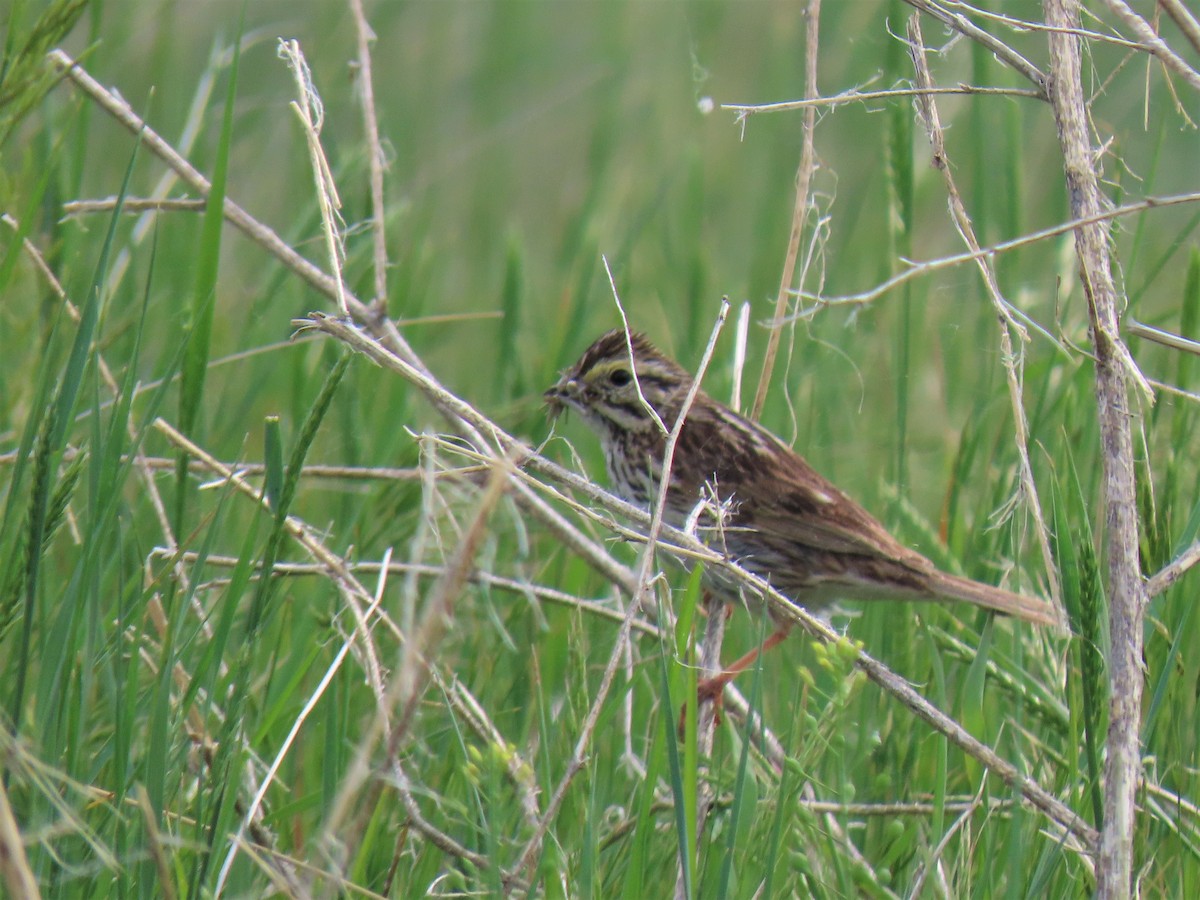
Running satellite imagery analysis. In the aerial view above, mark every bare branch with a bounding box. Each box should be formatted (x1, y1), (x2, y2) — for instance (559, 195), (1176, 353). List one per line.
(1159, 0), (1200, 55)
(787, 191), (1200, 316)
(723, 83), (1042, 119)
(1145, 539), (1200, 599)
(1105, 0), (1200, 92)
(1044, 2), (1148, 894)
(61, 196), (207, 214)
(903, 0), (1049, 96)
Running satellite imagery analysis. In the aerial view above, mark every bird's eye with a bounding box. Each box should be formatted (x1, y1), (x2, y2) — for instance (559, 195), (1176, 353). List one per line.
(609, 369), (632, 387)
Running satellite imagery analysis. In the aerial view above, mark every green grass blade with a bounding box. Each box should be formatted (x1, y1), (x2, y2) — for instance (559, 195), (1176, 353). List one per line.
(717, 611), (770, 897)
(175, 23), (243, 530)
(657, 649), (692, 900)
(1054, 456), (1106, 827)
(0, 0), (88, 144)
(1144, 494), (1200, 742)
(263, 415), (283, 513)
(247, 351), (350, 637)
(6, 129), (138, 727)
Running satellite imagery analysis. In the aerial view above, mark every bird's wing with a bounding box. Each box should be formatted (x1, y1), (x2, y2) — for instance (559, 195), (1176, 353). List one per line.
(676, 408), (933, 570)
(746, 447), (932, 567)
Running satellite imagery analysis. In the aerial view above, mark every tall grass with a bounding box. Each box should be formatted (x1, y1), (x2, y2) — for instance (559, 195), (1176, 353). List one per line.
(2, 1), (1198, 896)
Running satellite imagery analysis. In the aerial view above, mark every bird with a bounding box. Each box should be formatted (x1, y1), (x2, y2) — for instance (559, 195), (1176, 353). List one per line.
(544, 329), (1057, 708)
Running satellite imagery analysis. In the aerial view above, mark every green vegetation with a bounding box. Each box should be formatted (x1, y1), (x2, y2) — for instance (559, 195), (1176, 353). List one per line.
(2, 0), (1198, 896)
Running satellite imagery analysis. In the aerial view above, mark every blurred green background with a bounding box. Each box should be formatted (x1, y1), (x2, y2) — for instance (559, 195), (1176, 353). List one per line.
(3, 0), (1199, 895)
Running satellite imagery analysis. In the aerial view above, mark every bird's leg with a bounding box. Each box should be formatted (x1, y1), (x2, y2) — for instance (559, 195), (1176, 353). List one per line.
(697, 625), (792, 705)
(679, 623), (792, 736)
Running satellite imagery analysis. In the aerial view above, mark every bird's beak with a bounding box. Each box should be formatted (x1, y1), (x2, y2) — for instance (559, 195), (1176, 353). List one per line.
(542, 381), (568, 422)
(543, 379), (573, 421)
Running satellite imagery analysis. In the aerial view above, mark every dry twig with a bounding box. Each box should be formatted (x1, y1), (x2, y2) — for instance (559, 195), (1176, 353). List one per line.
(347, 0), (390, 313)
(750, 0), (822, 421)
(1105, 0), (1200, 92)
(905, 15), (1064, 618)
(903, 0), (1049, 94)
(1043, 2), (1149, 894)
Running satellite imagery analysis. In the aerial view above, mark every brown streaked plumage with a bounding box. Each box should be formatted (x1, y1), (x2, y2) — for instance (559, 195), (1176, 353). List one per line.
(544, 330), (1057, 694)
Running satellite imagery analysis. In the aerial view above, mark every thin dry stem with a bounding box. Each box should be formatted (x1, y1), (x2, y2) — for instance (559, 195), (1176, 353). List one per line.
(1145, 538), (1200, 598)
(906, 15), (1064, 619)
(750, 0), (821, 422)
(47, 49), (409, 347)
(1159, 0), (1200, 55)
(389, 455), (514, 749)
(213, 556), (390, 897)
(724, 83), (1042, 119)
(607, 256), (669, 436)
(310, 456), (514, 875)
(1044, 1), (1148, 893)
(347, 0), (390, 312)
(388, 759), (520, 887)
(99, 45), (219, 297)
(62, 197), (208, 214)
(1105, 0), (1200, 92)
(789, 191), (1200, 317)
(279, 39), (349, 318)
(152, 418), (389, 703)
(938, 3), (1148, 48)
(908, 781), (987, 899)
(799, 780), (901, 898)
(135, 787), (177, 900)
(904, 0), (1049, 95)
(155, 548), (661, 634)
(0, 776), (40, 900)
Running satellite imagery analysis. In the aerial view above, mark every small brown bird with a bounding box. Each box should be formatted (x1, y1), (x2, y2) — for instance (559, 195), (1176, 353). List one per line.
(545, 330), (1056, 702)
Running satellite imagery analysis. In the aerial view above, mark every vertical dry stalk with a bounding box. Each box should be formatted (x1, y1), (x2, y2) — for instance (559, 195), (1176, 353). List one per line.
(750, 0), (821, 421)
(0, 775), (40, 900)
(389, 455), (515, 750)
(347, 0), (391, 312)
(279, 39), (349, 319)
(1043, 1), (1148, 895)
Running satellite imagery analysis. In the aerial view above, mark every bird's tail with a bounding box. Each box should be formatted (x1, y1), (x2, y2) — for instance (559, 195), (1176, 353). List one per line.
(931, 572), (1061, 627)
